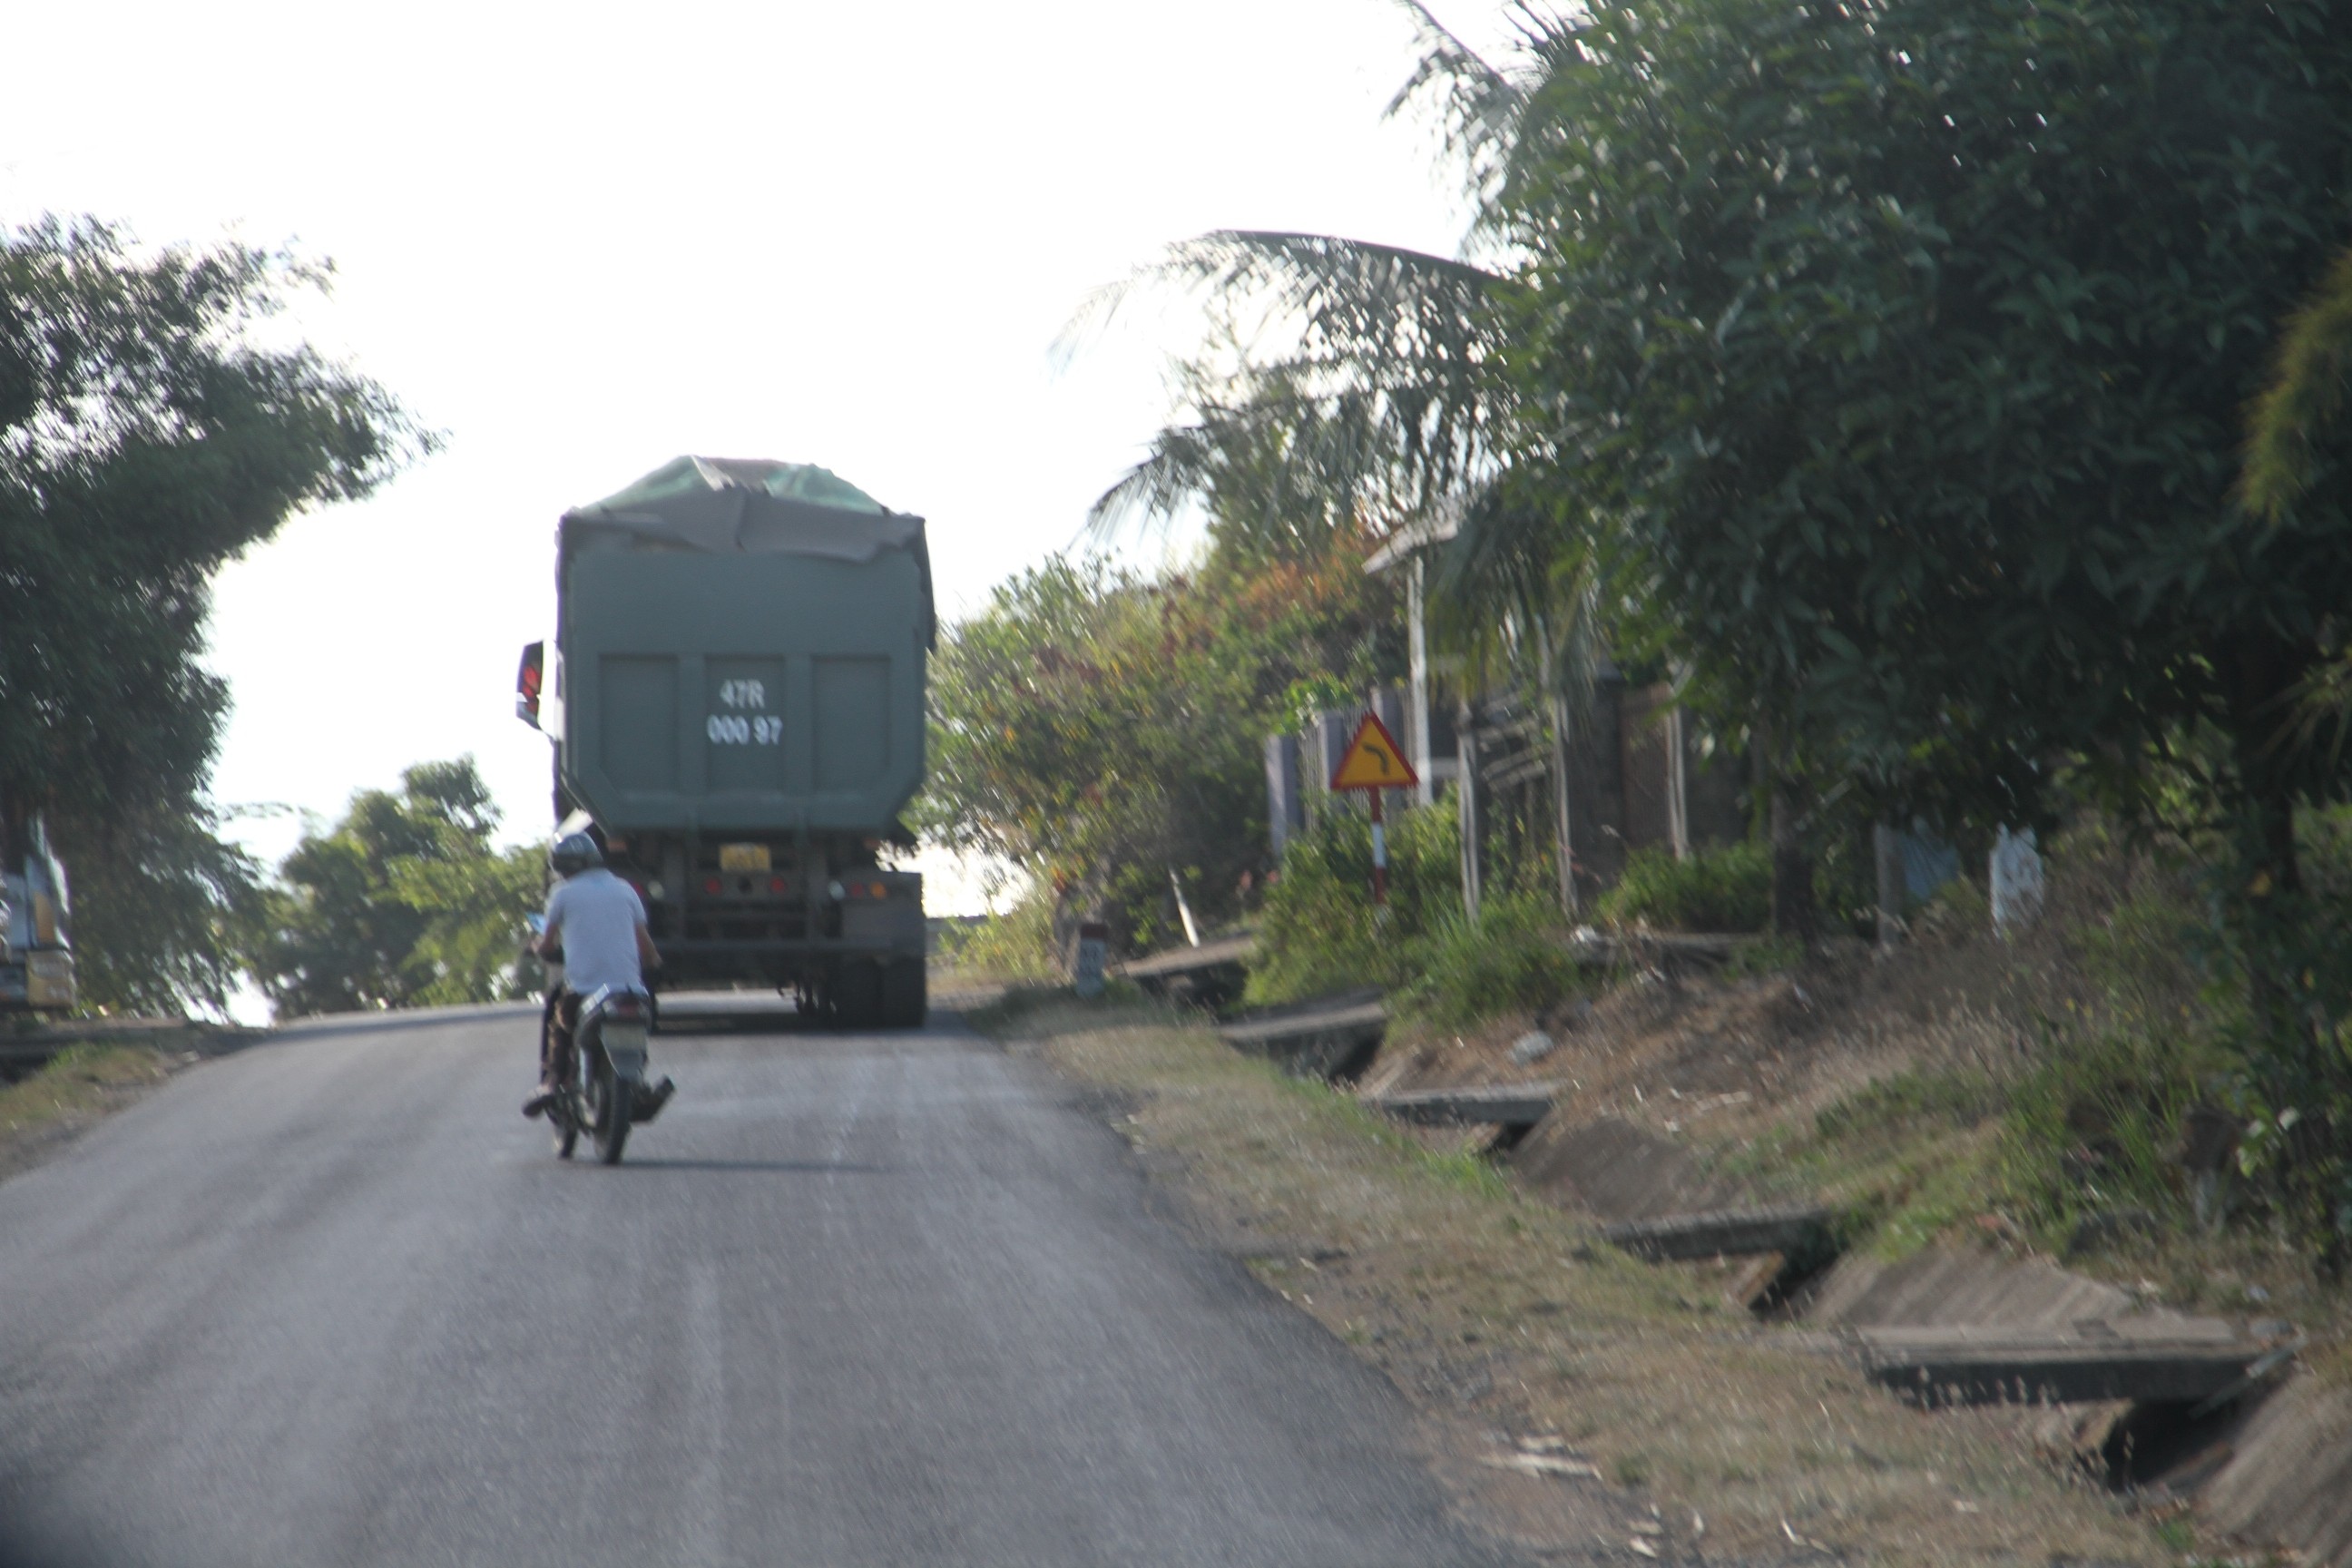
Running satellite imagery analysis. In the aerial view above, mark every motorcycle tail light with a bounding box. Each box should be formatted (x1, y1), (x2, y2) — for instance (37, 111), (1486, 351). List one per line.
(702, 876), (721, 896)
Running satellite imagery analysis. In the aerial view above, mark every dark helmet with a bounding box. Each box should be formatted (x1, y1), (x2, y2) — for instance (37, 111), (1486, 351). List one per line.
(550, 831), (603, 877)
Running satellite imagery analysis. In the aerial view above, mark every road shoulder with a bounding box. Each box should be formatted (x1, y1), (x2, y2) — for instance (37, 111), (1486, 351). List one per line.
(965, 989), (2165, 1567)
(0, 1023), (261, 1183)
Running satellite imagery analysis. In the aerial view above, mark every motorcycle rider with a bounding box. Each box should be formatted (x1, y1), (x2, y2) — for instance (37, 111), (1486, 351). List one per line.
(524, 830), (668, 1120)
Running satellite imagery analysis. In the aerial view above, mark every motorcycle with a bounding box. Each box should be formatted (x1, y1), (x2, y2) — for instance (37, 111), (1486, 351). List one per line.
(528, 916), (673, 1164)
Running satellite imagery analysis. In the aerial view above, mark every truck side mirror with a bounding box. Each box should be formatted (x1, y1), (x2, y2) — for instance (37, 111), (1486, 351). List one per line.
(516, 641), (545, 728)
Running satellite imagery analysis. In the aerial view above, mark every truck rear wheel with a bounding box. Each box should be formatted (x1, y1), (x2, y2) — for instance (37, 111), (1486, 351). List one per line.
(836, 960), (884, 1031)
(880, 959), (926, 1029)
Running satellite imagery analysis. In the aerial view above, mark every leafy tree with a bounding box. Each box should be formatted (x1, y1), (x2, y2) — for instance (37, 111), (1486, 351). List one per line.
(1491, 0), (2352, 868)
(1112, 0), (2352, 898)
(1463, 0), (2352, 1245)
(58, 801), (263, 1016)
(1102, 0), (2352, 1242)
(244, 759), (544, 1015)
(0, 216), (428, 1006)
(1071, 12), (1613, 924)
(916, 527), (1401, 953)
(389, 846), (548, 1007)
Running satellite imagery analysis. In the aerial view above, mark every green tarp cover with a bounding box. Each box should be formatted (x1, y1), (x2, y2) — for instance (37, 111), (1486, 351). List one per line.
(561, 455), (933, 645)
(583, 456), (887, 516)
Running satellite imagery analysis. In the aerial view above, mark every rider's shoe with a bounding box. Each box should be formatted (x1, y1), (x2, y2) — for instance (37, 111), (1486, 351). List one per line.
(522, 1083), (560, 1120)
(632, 1076), (677, 1122)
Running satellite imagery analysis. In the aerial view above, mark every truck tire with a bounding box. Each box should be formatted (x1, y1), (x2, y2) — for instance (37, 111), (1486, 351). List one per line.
(837, 960), (884, 1031)
(880, 959), (926, 1029)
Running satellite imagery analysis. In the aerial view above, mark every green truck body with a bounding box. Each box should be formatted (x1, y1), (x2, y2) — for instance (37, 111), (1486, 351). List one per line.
(524, 456), (931, 1025)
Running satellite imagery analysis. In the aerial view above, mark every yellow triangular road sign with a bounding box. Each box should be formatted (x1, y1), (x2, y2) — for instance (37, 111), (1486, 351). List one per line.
(1330, 712), (1418, 791)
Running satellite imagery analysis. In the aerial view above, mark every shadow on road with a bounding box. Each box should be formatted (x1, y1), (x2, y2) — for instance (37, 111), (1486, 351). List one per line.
(274, 1004), (534, 1042)
(621, 1158), (894, 1175)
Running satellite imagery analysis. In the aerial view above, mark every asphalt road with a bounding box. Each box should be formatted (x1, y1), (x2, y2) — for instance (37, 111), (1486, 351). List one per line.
(0, 1004), (1524, 1568)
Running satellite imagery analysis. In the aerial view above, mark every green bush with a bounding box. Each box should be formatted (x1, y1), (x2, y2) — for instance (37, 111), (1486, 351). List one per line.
(1250, 799), (1592, 1027)
(1594, 840), (1769, 933)
(1395, 893), (1588, 1027)
(1246, 796), (1463, 1005)
(937, 892), (1057, 980)
(2000, 1023), (2217, 1240)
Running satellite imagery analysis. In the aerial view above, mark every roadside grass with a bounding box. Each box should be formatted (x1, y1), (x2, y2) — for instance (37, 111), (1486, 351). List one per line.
(1720, 932), (1808, 979)
(934, 893), (1058, 981)
(1389, 894), (1596, 1029)
(969, 987), (2162, 1566)
(0, 1042), (175, 1171)
(1595, 840), (1771, 933)
(1692, 1066), (2008, 1259)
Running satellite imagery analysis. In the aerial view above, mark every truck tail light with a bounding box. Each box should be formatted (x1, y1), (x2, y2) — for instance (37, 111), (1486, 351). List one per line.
(515, 642), (544, 728)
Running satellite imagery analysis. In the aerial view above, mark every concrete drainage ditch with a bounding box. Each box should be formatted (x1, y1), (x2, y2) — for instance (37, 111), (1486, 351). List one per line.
(1195, 981), (2352, 1563)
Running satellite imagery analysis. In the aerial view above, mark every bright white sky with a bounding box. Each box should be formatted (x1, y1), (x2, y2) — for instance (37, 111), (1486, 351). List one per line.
(5, 0), (1491, 913)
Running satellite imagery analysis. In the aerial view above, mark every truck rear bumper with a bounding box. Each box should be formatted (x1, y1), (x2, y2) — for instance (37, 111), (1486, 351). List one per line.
(660, 937), (924, 963)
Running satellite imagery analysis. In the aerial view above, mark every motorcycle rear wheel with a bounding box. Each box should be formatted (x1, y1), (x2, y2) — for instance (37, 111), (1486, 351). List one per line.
(592, 1057), (632, 1166)
(550, 1044), (580, 1159)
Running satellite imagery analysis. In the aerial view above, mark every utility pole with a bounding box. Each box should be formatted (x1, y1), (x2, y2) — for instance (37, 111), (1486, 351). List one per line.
(1455, 700), (1482, 921)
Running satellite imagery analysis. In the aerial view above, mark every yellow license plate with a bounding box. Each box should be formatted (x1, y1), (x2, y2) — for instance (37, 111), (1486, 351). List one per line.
(718, 843), (770, 873)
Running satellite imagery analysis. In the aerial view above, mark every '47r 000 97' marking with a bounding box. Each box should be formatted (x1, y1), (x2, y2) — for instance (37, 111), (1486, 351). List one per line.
(717, 679), (768, 709)
(708, 714), (782, 744)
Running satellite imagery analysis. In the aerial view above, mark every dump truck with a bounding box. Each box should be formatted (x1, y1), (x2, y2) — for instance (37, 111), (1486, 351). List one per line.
(517, 456), (931, 1027)
(0, 814), (75, 1013)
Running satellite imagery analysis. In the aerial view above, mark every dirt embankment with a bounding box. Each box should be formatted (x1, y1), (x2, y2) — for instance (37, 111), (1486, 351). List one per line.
(1301, 908), (2352, 1564)
(1365, 934), (2016, 1188)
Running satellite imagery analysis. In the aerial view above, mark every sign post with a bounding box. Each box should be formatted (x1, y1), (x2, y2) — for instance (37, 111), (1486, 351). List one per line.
(1329, 711), (1419, 907)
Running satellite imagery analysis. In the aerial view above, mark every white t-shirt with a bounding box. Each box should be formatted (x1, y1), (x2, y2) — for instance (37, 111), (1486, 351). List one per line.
(544, 867), (649, 994)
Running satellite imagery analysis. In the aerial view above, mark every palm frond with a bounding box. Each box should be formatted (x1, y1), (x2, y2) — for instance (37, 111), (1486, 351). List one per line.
(2241, 241), (2352, 521)
(1090, 380), (1394, 544)
(1383, 1), (1533, 201)
(1152, 230), (1500, 370)
(1078, 232), (1509, 548)
(1064, 230), (1499, 370)
(2275, 645), (2352, 770)
(1426, 477), (1602, 710)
